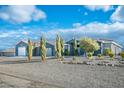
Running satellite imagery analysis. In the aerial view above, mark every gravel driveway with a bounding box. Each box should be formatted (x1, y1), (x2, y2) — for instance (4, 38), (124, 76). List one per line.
(0, 57), (124, 88)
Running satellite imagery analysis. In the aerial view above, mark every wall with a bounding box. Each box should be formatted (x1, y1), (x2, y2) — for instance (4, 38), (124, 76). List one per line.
(15, 41), (28, 56)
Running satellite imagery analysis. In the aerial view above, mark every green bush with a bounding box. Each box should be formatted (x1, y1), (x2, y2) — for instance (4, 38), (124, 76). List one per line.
(103, 48), (111, 56)
(74, 49), (78, 56)
(97, 54), (103, 60)
(120, 52), (124, 60)
(64, 49), (70, 56)
(97, 54), (102, 58)
(87, 52), (93, 59)
(108, 52), (114, 60)
(73, 56), (76, 61)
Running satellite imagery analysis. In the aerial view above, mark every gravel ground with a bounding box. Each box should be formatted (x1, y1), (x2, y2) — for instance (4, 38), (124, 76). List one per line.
(0, 57), (124, 88)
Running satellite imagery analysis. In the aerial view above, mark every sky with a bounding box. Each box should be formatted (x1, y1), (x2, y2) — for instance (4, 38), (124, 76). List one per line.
(0, 5), (124, 49)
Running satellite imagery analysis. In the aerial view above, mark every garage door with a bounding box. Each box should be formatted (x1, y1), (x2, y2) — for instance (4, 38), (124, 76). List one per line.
(18, 47), (26, 56)
(46, 48), (52, 56)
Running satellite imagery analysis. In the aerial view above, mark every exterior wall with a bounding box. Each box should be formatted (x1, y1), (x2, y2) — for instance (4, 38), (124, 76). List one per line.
(100, 42), (122, 55)
(103, 43), (111, 50)
(66, 39), (123, 56)
(32, 42), (55, 56)
(66, 40), (85, 56)
(33, 47), (40, 56)
(111, 43), (122, 55)
(46, 42), (55, 56)
(16, 39), (123, 57)
(15, 41), (28, 56)
(116, 47), (122, 55)
(2, 52), (15, 57)
(0, 52), (15, 56)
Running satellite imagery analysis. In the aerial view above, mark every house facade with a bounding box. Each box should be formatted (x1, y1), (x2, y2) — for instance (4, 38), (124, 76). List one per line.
(96, 39), (122, 55)
(0, 48), (15, 57)
(15, 38), (123, 57)
(15, 40), (55, 56)
(66, 39), (122, 56)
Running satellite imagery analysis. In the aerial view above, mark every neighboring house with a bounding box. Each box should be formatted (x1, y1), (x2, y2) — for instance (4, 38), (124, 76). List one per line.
(66, 38), (122, 56)
(0, 48), (15, 56)
(95, 39), (122, 55)
(15, 40), (55, 56)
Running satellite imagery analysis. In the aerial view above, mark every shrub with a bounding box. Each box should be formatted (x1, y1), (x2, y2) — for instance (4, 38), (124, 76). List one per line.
(73, 56), (76, 61)
(103, 48), (111, 56)
(64, 49), (70, 56)
(97, 54), (102, 57)
(120, 52), (124, 60)
(97, 54), (103, 60)
(108, 52), (114, 60)
(87, 52), (93, 59)
(74, 48), (78, 56)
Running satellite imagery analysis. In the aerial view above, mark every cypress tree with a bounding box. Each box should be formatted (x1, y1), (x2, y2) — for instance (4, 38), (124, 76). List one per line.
(40, 35), (46, 63)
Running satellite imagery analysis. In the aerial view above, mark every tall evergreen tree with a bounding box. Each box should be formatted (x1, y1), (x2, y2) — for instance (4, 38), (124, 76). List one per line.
(60, 37), (64, 60)
(73, 38), (77, 56)
(27, 39), (33, 62)
(72, 37), (77, 61)
(55, 34), (61, 59)
(40, 35), (46, 63)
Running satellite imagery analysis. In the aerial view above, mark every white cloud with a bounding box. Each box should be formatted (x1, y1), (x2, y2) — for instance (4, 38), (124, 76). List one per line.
(111, 6), (124, 22)
(0, 5), (46, 24)
(72, 23), (82, 28)
(84, 5), (113, 12)
(44, 22), (124, 47)
(0, 22), (124, 49)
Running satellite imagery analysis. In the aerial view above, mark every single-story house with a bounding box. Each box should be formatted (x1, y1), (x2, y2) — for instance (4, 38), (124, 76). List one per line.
(15, 38), (123, 57)
(15, 40), (55, 56)
(0, 48), (15, 57)
(95, 39), (122, 55)
(66, 38), (123, 56)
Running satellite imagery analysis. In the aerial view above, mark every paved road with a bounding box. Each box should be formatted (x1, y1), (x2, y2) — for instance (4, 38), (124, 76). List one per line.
(0, 57), (124, 88)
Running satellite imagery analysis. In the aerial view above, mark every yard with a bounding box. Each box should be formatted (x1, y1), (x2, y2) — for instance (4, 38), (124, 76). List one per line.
(0, 56), (124, 87)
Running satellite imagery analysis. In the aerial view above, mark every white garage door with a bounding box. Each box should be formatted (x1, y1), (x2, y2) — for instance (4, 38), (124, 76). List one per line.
(18, 47), (26, 56)
(46, 48), (52, 56)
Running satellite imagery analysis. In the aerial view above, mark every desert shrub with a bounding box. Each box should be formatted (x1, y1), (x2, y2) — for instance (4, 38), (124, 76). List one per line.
(108, 52), (114, 60)
(120, 52), (124, 60)
(97, 54), (103, 60)
(73, 56), (76, 61)
(103, 48), (111, 56)
(97, 54), (102, 57)
(87, 52), (93, 59)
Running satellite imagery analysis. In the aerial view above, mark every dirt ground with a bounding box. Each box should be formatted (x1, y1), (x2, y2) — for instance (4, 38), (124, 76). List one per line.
(0, 57), (124, 88)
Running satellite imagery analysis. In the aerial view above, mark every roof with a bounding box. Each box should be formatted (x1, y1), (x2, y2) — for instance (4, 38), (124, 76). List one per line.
(66, 38), (123, 48)
(16, 40), (55, 47)
(16, 40), (28, 45)
(97, 39), (122, 48)
(0, 48), (15, 53)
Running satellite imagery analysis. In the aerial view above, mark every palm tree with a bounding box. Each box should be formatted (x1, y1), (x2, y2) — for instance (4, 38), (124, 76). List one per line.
(40, 35), (46, 63)
(27, 39), (33, 62)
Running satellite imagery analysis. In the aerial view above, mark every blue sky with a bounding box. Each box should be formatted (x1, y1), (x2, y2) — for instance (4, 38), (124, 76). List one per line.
(0, 5), (124, 49)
